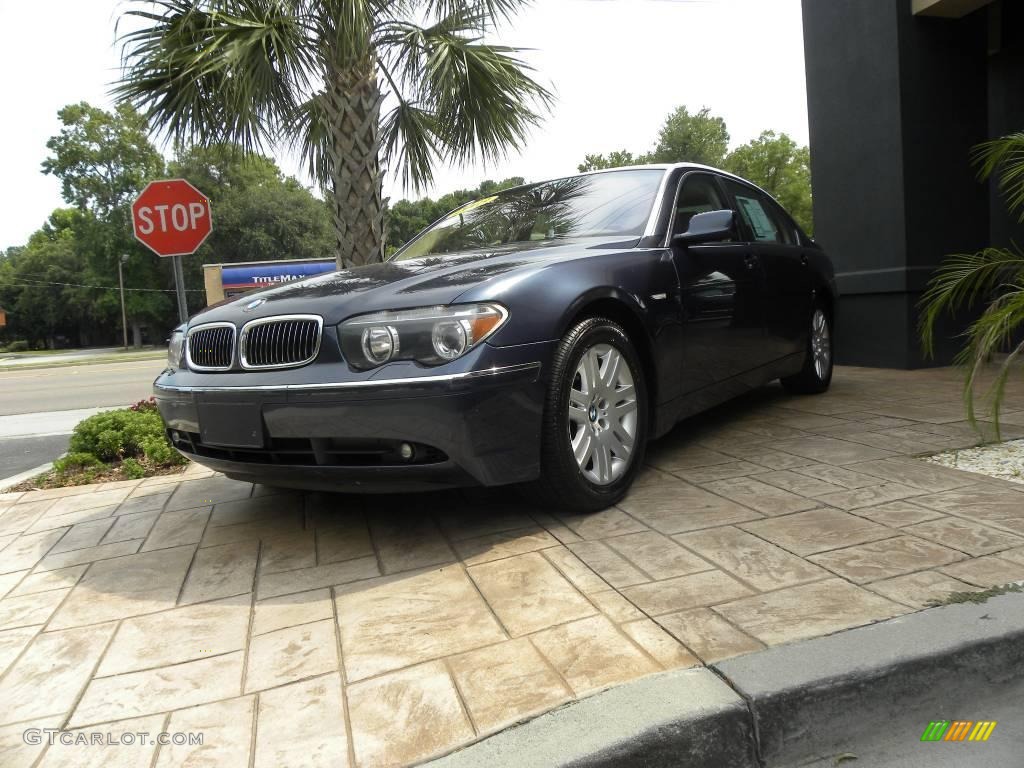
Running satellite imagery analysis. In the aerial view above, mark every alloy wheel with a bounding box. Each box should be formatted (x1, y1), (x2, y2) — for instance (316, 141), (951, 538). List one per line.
(812, 308), (832, 380)
(566, 343), (639, 485)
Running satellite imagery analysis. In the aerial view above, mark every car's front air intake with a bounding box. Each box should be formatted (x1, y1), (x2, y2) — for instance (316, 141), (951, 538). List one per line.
(186, 323), (236, 370)
(240, 315), (323, 369)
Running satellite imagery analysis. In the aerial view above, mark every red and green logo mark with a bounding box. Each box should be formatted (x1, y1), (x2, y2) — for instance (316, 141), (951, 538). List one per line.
(921, 721), (997, 742)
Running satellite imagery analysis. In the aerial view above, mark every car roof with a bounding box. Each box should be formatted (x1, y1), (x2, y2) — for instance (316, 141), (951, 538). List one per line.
(581, 162), (757, 187)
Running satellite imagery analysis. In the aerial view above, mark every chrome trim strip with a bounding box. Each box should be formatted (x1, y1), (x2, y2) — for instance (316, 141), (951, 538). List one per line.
(642, 168), (673, 239)
(185, 322), (236, 372)
(154, 362), (541, 394)
(239, 314), (324, 370)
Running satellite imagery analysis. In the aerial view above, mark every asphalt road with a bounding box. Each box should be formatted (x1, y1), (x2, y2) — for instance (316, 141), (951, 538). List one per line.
(0, 435), (72, 479)
(796, 677), (1023, 768)
(0, 359), (165, 482)
(0, 359), (165, 416)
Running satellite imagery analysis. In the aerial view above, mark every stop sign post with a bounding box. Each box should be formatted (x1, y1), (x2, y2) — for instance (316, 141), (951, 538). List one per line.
(132, 179), (213, 323)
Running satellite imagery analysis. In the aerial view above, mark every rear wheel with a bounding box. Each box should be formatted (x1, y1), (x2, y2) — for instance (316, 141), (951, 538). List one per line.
(781, 305), (833, 394)
(527, 317), (648, 512)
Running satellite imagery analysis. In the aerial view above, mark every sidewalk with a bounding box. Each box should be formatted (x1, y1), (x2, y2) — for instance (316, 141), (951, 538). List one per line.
(0, 408), (110, 440)
(0, 348), (164, 369)
(0, 365), (1023, 767)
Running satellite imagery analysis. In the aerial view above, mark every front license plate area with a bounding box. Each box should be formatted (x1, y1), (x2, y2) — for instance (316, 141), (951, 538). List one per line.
(197, 401), (265, 448)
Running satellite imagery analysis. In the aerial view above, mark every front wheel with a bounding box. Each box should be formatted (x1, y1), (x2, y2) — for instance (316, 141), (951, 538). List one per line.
(526, 317), (648, 512)
(781, 305), (833, 394)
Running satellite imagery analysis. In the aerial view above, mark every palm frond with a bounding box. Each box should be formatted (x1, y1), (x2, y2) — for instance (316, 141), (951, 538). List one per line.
(301, 0), (376, 71)
(284, 93), (330, 187)
(379, 101), (440, 190)
(917, 246), (1024, 357)
(375, 7), (490, 90)
(115, 0), (312, 151)
(954, 284), (1024, 436)
(421, 35), (552, 165)
(394, 0), (531, 25)
(972, 132), (1024, 221)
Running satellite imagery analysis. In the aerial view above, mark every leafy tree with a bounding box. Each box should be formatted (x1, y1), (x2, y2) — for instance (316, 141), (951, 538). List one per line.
(0, 211), (93, 347)
(578, 106), (813, 233)
(43, 103), (165, 218)
(116, 0), (552, 270)
(577, 107), (729, 170)
(42, 102), (172, 343)
(724, 131), (813, 234)
(649, 106), (730, 167)
(919, 132), (1024, 431)
(578, 150), (639, 173)
(168, 144), (335, 292)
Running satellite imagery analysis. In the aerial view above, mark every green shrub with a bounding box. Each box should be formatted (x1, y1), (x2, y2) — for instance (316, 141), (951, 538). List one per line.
(120, 457), (146, 479)
(2, 340), (29, 353)
(69, 408), (175, 463)
(142, 437), (185, 466)
(53, 452), (103, 474)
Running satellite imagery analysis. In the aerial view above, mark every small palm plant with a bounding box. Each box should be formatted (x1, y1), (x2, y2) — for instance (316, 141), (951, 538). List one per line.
(919, 132), (1024, 434)
(115, 0), (552, 268)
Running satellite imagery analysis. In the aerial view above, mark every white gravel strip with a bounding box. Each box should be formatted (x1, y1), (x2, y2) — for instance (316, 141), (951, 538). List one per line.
(925, 439), (1024, 485)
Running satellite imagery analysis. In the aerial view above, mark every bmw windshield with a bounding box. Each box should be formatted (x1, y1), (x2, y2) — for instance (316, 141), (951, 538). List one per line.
(392, 169), (664, 261)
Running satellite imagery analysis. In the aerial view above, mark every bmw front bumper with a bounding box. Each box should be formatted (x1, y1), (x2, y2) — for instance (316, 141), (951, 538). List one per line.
(153, 350), (548, 493)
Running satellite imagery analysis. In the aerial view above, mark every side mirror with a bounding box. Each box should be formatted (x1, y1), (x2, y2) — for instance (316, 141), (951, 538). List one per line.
(672, 209), (736, 246)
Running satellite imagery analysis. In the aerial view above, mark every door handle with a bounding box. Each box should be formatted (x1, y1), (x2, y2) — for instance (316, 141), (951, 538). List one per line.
(800, 254), (809, 267)
(744, 255), (758, 270)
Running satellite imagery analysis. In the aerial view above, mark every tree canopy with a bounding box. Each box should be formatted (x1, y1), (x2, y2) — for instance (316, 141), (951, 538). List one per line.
(1, 102), (337, 347)
(578, 105), (813, 233)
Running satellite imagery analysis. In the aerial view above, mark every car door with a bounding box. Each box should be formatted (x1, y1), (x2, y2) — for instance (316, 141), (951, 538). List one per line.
(720, 179), (814, 361)
(669, 172), (769, 395)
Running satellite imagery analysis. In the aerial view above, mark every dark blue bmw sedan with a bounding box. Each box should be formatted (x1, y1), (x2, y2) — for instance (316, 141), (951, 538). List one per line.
(154, 164), (836, 511)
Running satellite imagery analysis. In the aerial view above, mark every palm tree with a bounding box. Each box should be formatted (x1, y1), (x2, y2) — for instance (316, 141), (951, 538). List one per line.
(115, 0), (552, 268)
(919, 132), (1024, 433)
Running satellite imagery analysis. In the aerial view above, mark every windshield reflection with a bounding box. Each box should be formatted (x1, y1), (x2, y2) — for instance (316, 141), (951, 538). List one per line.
(393, 169), (664, 261)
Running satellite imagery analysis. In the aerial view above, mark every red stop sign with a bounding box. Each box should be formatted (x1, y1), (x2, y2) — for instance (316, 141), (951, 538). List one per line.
(132, 179), (213, 257)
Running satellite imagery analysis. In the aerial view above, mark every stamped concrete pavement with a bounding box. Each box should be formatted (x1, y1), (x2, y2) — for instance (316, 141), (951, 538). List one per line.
(1, 365), (1023, 766)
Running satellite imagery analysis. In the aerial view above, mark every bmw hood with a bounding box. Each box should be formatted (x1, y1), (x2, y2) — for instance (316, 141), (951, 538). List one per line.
(189, 237), (636, 327)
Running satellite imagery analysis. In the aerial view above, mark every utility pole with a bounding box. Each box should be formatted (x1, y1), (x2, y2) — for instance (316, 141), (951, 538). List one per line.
(119, 254), (129, 349)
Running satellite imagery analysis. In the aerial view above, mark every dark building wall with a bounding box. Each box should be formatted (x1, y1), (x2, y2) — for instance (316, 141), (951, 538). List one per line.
(802, 0), (1022, 369)
(988, 1), (1024, 247)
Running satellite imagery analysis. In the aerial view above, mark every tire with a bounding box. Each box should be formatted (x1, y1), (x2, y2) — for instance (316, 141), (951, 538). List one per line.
(781, 304), (833, 395)
(526, 317), (648, 512)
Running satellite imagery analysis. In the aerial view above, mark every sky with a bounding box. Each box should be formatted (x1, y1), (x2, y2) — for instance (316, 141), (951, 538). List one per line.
(0, 0), (809, 250)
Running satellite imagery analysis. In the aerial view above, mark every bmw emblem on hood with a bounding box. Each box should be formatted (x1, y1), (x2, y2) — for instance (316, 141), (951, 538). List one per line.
(243, 298), (266, 312)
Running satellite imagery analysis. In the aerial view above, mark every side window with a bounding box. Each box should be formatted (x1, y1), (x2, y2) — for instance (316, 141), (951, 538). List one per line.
(767, 200), (801, 245)
(723, 180), (790, 244)
(672, 174), (726, 236)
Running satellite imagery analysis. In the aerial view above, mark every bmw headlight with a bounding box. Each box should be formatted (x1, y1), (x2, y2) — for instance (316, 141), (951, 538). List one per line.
(167, 326), (186, 369)
(338, 304), (508, 370)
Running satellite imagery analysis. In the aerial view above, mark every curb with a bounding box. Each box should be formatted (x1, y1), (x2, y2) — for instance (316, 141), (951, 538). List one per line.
(0, 461), (55, 492)
(717, 590), (1024, 766)
(426, 592), (1024, 767)
(426, 666), (757, 768)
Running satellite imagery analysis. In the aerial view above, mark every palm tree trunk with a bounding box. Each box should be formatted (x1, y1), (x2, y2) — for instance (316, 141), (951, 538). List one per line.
(323, 66), (385, 269)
